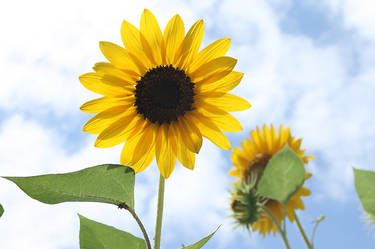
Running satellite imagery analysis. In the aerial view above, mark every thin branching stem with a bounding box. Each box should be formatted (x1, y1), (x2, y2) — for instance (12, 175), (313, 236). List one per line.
(293, 210), (313, 249)
(121, 204), (152, 249)
(261, 206), (291, 249)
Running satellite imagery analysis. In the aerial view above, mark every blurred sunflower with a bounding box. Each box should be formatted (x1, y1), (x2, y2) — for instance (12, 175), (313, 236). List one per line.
(80, 9), (250, 178)
(229, 124), (313, 236)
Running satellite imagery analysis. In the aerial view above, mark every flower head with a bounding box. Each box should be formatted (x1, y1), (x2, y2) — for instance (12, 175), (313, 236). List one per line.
(80, 10), (250, 178)
(229, 124), (313, 235)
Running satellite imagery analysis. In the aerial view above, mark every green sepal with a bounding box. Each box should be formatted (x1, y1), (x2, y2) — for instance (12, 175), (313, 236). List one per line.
(258, 145), (306, 205)
(79, 214), (147, 249)
(0, 203), (3, 218)
(182, 227), (219, 249)
(3, 164), (135, 208)
(353, 168), (375, 215)
(230, 176), (261, 227)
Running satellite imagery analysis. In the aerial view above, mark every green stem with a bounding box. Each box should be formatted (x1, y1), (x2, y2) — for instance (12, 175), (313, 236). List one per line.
(293, 211), (313, 249)
(283, 204), (287, 234)
(125, 205), (152, 249)
(154, 174), (165, 249)
(261, 206), (291, 249)
(311, 216), (325, 248)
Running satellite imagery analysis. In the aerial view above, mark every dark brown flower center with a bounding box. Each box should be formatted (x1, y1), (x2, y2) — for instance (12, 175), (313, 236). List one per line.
(242, 153), (272, 184)
(134, 65), (195, 124)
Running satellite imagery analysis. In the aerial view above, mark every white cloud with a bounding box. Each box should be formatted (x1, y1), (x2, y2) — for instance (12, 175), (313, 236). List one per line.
(320, 0), (375, 39)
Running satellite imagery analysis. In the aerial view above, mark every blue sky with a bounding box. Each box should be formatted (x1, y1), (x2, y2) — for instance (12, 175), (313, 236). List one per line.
(1, 0), (375, 248)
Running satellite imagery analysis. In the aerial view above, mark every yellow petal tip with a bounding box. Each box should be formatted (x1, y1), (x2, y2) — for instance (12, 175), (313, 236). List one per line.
(98, 41), (106, 48)
(245, 100), (252, 109)
(78, 73), (91, 81)
(98, 41), (110, 54)
(94, 138), (105, 148)
(94, 142), (106, 148)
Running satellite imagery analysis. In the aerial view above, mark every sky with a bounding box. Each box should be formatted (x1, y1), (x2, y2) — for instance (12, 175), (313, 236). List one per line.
(0, 0), (375, 248)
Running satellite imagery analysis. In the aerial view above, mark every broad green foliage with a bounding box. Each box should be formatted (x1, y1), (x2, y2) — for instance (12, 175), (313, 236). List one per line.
(353, 168), (375, 215)
(258, 145), (306, 205)
(4, 164), (135, 208)
(79, 214), (147, 249)
(0, 203), (3, 218)
(182, 227), (219, 249)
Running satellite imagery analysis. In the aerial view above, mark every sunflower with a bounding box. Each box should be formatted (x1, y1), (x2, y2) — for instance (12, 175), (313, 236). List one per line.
(229, 124), (313, 236)
(80, 10), (250, 178)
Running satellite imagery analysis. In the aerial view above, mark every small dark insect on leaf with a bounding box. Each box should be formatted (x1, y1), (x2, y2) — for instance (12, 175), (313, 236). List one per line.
(118, 202), (128, 209)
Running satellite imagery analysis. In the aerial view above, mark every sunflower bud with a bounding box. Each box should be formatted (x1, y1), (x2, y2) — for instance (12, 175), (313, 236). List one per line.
(230, 173), (262, 228)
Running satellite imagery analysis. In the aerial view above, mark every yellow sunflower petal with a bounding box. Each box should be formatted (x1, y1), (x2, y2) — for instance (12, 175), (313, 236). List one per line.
(190, 112), (231, 150)
(190, 56), (237, 82)
(99, 41), (144, 75)
(263, 125), (273, 153)
(270, 124), (279, 154)
(197, 92), (251, 112)
(82, 105), (134, 134)
(290, 138), (302, 152)
(79, 73), (135, 96)
(249, 129), (262, 152)
(253, 222), (260, 232)
(233, 146), (250, 166)
(306, 172), (313, 179)
(140, 9), (163, 65)
(197, 103), (242, 132)
(94, 112), (143, 148)
(298, 186), (312, 196)
(120, 20), (153, 69)
(121, 123), (155, 166)
(188, 38), (231, 73)
(241, 138), (256, 158)
(80, 96), (134, 113)
(279, 125), (291, 147)
(196, 71), (244, 93)
(228, 168), (240, 177)
(177, 19), (204, 70)
(171, 122), (195, 170)
(155, 124), (177, 178)
(163, 14), (185, 65)
(134, 145), (156, 173)
(121, 141), (155, 173)
(256, 126), (267, 151)
(93, 62), (138, 82)
(176, 116), (202, 153)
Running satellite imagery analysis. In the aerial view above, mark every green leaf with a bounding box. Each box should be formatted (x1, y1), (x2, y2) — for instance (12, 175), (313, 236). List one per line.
(0, 203), (3, 218)
(79, 214), (147, 249)
(353, 168), (375, 215)
(182, 227), (219, 249)
(258, 145), (306, 205)
(4, 164), (135, 208)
